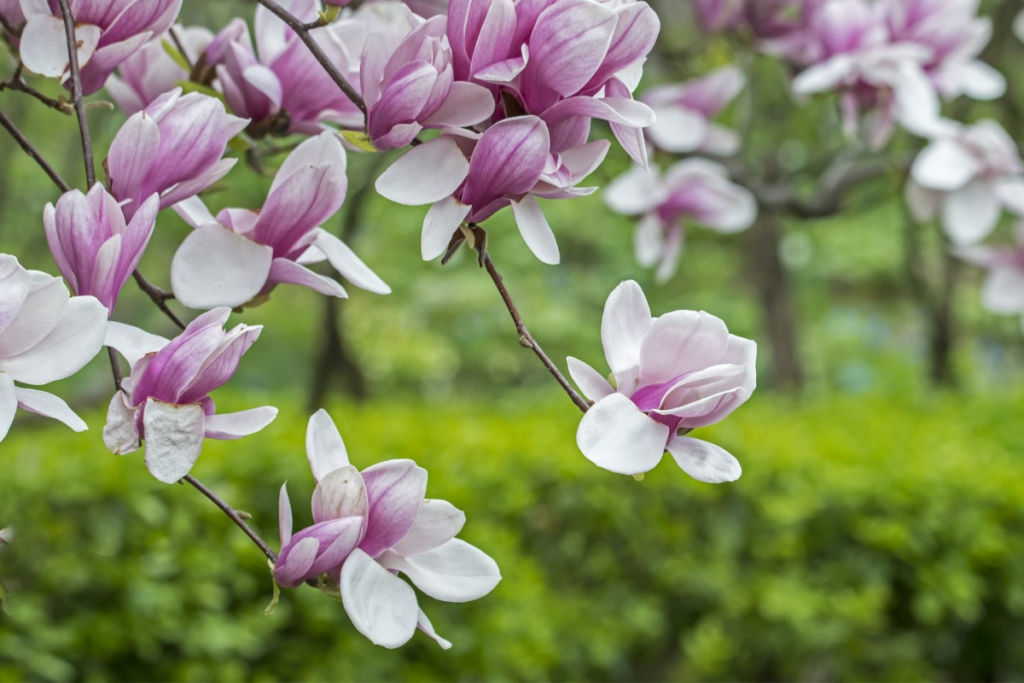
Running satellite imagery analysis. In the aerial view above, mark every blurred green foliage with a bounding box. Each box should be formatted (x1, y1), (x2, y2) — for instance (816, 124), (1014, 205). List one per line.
(3, 391), (1024, 682)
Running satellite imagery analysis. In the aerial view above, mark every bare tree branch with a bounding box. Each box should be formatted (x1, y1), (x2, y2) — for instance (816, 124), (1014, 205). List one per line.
(0, 107), (71, 192)
(56, 0), (96, 187)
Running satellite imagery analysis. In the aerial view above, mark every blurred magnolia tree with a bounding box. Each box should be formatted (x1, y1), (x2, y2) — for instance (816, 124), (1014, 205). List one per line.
(0, 0), (1022, 668)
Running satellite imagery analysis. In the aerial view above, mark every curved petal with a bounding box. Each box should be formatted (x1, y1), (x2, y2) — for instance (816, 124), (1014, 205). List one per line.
(0, 373), (15, 443)
(604, 165), (665, 215)
(646, 104), (708, 154)
(267, 259), (348, 299)
(105, 322), (169, 369)
(391, 499), (466, 557)
(566, 356), (613, 402)
(417, 610), (452, 650)
(666, 435), (741, 483)
(422, 81), (496, 127)
(461, 115), (550, 209)
(381, 538), (500, 603)
(306, 408), (349, 480)
(601, 280), (652, 391)
(511, 194), (559, 264)
(312, 465), (369, 525)
(0, 296), (107, 385)
(279, 483), (293, 547)
(14, 387), (87, 432)
(0, 272), (69, 358)
(576, 393), (669, 475)
(360, 459), (428, 558)
(341, 548), (419, 649)
(171, 224), (274, 309)
(375, 136), (470, 206)
(0, 255), (32, 336)
(143, 398), (206, 484)
(204, 406), (278, 440)
(103, 390), (139, 455)
(20, 16), (100, 78)
(912, 139), (980, 192)
(313, 230), (391, 295)
(422, 196), (472, 261)
(639, 310), (730, 385)
(942, 180), (1000, 246)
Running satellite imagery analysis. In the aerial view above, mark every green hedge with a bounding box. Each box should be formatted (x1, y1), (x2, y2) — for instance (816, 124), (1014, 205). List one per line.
(2, 390), (1024, 682)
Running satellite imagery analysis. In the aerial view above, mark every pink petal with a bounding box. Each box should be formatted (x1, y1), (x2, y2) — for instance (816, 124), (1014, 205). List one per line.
(359, 459), (428, 559)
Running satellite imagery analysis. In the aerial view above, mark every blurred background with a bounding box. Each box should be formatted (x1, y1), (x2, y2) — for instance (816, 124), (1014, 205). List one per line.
(2, 0), (1024, 681)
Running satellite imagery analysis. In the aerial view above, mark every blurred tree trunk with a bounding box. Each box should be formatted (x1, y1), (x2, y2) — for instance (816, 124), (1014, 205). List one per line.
(744, 212), (804, 391)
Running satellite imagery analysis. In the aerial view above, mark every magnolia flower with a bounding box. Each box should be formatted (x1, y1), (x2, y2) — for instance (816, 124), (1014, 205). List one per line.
(691, 0), (746, 32)
(401, 0), (447, 16)
(907, 119), (1024, 246)
(0, 255), (107, 442)
(107, 88), (247, 221)
(361, 14), (493, 150)
(19, 0), (182, 95)
(276, 410), (501, 649)
(0, 0), (25, 40)
(207, 1), (362, 136)
(880, 0), (1005, 102)
(44, 185), (158, 316)
(171, 132), (389, 310)
(446, 0), (660, 165)
(569, 281), (756, 480)
(106, 26), (214, 115)
(103, 310), (277, 484)
(605, 159), (757, 281)
(791, 0), (943, 147)
(642, 66), (746, 156)
(956, 224), (1024, 334)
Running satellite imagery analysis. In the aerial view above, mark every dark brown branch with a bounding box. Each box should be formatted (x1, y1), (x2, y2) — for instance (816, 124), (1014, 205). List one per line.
(482, 253), (590, 413)
(0, 107), (71, 192)
(56, 0), (96, 187)
(107, 347), (124, 391)
(132, 270), (186, 330)
(252, 0), (367, 122)
(184, 475), (278, 563)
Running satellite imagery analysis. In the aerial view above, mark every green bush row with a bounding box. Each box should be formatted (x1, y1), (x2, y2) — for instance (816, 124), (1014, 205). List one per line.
(2, 390), (1024, 682)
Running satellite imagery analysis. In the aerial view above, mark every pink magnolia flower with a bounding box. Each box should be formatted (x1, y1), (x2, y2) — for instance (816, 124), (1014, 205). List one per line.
(107, 88), (247, 222)
(957, 224), (1024, 334)
(0, 1), (25, 40)
(103, 310), (278, 484)
(642, 66), (745, 156)
(106, 26), (214, 115)
(361, 14), (493, 150)
(907, 119), (1024, 246)
(0, 254), (107, 442)
(44, 185), (159, 316)
(605, 159), (757, 281)
(276, 410), (501, 649)
(690, 0), (746, 32)
(170, 131), (389, 310)
(18, 0), (182, 95)
(880, 0), (1005, 101)
(207, 0), (362, 136)
(400, 0), (447, 16)
(446, 0), (660, 166)
(569, 281), (756, 480)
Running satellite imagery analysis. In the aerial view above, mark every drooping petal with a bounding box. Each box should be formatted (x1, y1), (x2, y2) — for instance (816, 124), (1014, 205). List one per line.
(306, 408), (349, 480)
(376, 136), (470, 206)
(14, 387), (87, 432)
(360, 459), (428, 558)
(103, 390), (139, 455)
(313, 230), (391, 294)
(267, 259), (348, 298)
(576, 393), (669, 475)
(391, 499), (466, 557)
(340, 548), (420, 649)
(416, 610), (453, 650)
(422, 197), (471, 261)
(171, 224), (274, 309)
(665, 435), (742, 483)
(566, 356), (614, 402)
(204, 406), (278, 440)
(511, 194), (559, 264)
(143, 398), (206, 484)
(381, 538), (501, 602)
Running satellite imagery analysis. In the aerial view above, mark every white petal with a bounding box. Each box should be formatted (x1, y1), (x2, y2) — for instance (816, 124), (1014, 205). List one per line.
(279, 483), (293, 547)
(268, 259), (348, 298)
(313, 230), (391, 294)
(981, 268), (1024, 314)
(381, 538), (501, 603)
(0, 373), (15, 442)
(375, 136), (470, 206)
(566, 356), (613, 402)
(422, 197), (471, 261)
(172, 196), (218, 229)
(105, 322), (169, 368)
(601, 280), (652, 384)
(204, 407), (278, 440)
(576, 393), (669, 475)
(646, 104), (708, 153)
(312, 465), (368, 525)
(341, 548), (419, 649)
(103, 390), (139, 455)
(0, 296), (107, 385)
(912, 139), (981, 192)
(143, 399), (206, 484)
(171, 224), (274, 309)
(416, 610), (452, 650)
(995, 178), (1024, 217)
(666, 436), (741, 483)
(955, 61), (1006, 101)
(792, 55), (854, 95)
(511, 194), (559, 264)
(942, 180), (1000, 246)
(14, 387), (86, 432)
(306, 409), (349, 481)
(0, 271), (68, 358)
(639, 310), (731, 384)
(422, 81), (496, 127)
(391, 499), (466, 557)
(20, 16), (99, 78)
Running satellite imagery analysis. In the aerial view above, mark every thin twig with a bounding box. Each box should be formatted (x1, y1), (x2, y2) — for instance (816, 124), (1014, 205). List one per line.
(0, 108), (71, 192)
(0, 67), (73, 114)
(56, 0), (96, 187)
(184, 475), (278, 562)
(132, 270), (186, 330)
(107, 347), (124, 391)
(252, 0), (367, 122)
(482, 253), (590, 413)
(167, 26), (194, 71)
